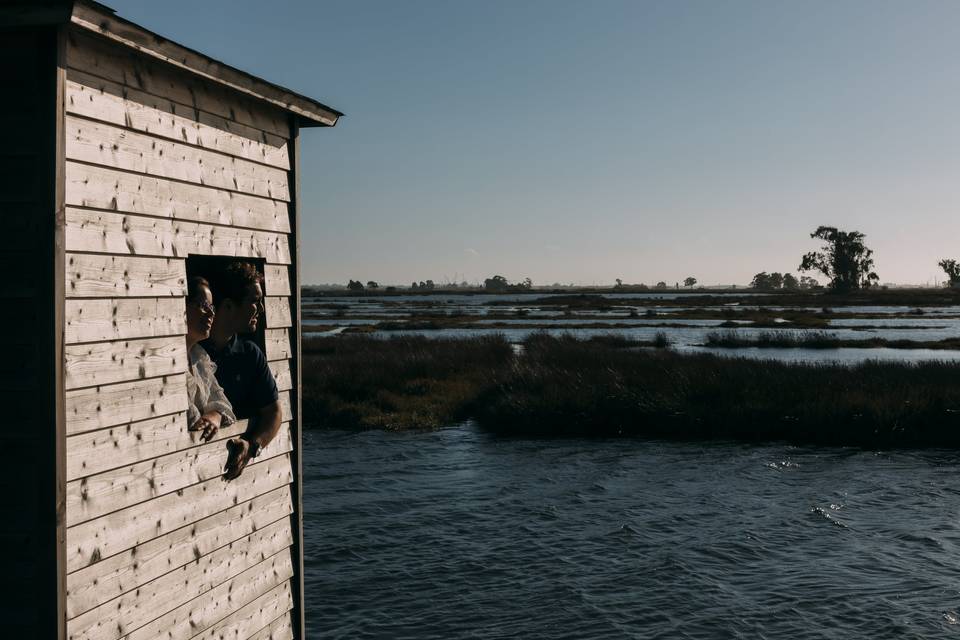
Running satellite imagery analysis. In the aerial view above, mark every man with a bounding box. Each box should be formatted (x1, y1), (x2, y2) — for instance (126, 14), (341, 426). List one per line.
(202, 261), (282, 479)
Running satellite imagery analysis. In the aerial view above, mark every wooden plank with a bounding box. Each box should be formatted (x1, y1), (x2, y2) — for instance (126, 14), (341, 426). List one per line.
(67, 412), (187, 481)
(66, 453), (292, 573)
(66, 425), (292, 526)
(65, 374), (188, 436)
(263, 264), (290, 296)
(68, 415), (287, 481)
(269, 360), (292, 393)
(65, 208), (291, 264)
(66, 253), (185, 298)
(65, 30), (294, 138)
(65, 297), (185, 344)
(66, 486), (292, 619)
(66, 162), (291, 232)
(125, 550), (294, 640)
(264, 329), (291, 361)
(66, 115), (290, 201)
(191, 582), (293, 640)
(66, 521), (293, 640)
(66, 71), (291, 170)
(264, 297), (291, 328)
(279, 391), (292, 422)
(64, 336), (186, 390)
(248, 611), (294, 640)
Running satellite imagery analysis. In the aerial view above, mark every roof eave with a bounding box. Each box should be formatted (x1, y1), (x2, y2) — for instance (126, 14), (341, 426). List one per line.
(71, 0), (342, 128)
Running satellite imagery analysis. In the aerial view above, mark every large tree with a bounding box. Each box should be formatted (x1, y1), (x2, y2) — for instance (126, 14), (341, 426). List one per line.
(751, 272), (772, 289)
(484, 275), (509, 292)
(799, 226), (878, 293)
(938, 259), (960, 286)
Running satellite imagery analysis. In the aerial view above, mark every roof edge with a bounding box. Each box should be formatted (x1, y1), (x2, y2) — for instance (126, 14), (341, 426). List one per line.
(71, 0), (342, 128)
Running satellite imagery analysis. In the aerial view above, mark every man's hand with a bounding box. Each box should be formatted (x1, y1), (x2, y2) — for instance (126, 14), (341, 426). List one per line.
(189, 411), (222, 442)
(224, 437), (252, 480)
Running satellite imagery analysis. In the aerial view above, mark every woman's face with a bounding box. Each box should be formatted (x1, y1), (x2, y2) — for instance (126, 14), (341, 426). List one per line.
(186, 284), (215, 343)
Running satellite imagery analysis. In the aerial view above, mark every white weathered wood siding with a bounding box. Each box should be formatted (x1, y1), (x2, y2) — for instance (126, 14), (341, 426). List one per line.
(64, 30), (299, 640)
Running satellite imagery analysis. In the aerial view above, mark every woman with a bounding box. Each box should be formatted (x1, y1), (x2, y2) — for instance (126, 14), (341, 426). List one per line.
(185, 276), (236, 441)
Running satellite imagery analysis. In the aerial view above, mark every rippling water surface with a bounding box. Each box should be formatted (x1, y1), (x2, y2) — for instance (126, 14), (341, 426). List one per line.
(303, 425), (960, 639)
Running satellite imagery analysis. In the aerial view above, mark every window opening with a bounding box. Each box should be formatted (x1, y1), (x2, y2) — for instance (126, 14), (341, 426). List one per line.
(185, 255), (268, 353)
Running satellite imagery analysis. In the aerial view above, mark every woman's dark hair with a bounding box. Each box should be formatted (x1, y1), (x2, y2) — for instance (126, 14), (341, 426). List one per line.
(187, 276), (211, 303)
(213, 261), (263, 304)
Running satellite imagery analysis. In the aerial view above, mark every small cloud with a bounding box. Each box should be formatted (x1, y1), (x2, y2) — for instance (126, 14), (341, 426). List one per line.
(465, 248), (479, 256)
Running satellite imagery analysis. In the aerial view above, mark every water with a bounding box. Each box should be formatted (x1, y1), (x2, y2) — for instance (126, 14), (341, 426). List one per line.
(303, 293), (960, 319)
(304, 425), (960, 638)
(312, 326), (960, 345)
(301, 326), (960, 365)
(299, 294), (960, 364)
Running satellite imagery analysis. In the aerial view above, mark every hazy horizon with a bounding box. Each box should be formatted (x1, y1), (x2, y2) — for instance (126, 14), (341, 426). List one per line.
(301, 277), (947, 290)
(122, 1), (960, 287)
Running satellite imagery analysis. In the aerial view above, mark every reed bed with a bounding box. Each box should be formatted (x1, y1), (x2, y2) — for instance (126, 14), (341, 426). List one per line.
(302, 334), (512, 430)
(474, 334), (960, 446)
(704, 330), (960, 350)
(302, 334), (960, 446)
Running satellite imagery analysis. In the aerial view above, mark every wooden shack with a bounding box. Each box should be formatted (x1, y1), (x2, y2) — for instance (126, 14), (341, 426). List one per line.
(0, 2), (341, 637)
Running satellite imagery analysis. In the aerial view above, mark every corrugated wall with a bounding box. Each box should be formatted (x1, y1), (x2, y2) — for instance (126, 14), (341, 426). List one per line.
(63, 28), (299, 640)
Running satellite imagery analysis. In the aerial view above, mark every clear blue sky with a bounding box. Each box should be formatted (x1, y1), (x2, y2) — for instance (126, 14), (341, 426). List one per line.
(120, 1), (960, 286)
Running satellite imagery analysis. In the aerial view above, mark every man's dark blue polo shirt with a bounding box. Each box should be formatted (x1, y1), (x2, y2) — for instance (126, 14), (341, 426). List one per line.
(200, 336), (278, 420)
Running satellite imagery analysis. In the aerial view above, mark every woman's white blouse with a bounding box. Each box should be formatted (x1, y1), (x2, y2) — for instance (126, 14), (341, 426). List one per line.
(186, 344), (237, 428)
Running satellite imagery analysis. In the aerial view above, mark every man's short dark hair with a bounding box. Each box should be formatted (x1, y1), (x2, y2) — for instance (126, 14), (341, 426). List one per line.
(213, 262), (262, 305)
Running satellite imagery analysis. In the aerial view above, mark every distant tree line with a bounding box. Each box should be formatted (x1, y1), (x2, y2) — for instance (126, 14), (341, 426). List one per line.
(343, 226), (959, 294)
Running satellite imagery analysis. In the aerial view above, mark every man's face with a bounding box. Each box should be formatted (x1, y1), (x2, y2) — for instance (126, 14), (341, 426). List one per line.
(237, 282), (264, 333)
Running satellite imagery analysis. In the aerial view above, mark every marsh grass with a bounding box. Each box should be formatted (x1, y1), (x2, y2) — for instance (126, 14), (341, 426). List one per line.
(473, 335), (960, 446)
(302, 335), (512, 430)
(704, 330), (960, 350)
(302, 333), (960, 446)
(571, 332), (671, 349)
